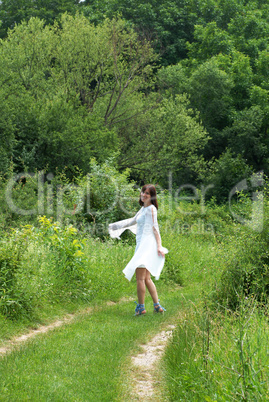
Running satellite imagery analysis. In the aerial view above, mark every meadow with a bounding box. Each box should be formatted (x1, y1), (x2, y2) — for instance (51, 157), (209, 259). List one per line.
(1, 2), (269, 399)
(0, 186), (269, 400)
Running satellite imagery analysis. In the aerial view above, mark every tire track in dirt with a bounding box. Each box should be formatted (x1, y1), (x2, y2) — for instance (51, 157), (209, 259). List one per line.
(129, 324), (175, 401)
(0, 313), (79, 357)
(1, 298), (177, 400)
(0, 297), (136, 357)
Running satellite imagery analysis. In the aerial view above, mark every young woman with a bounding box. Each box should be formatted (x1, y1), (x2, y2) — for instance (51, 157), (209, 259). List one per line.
(108, 184), (168, 315)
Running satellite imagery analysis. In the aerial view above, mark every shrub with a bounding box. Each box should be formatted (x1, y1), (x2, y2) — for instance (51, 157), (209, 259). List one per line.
(57, 159), (139, 236)
(0, 159), (139, 237)
(203, 149), (253, 203)
(213, 220), (269, 310)
(0, 231), (33, 319)
(0, 216), (92, 319)
(35, 216), (91, 299)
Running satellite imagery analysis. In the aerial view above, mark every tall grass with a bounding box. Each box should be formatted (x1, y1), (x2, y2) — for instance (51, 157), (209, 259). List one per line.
(0, 218), (137, 344)
(163, 190), (269, 401)
(164, 298), (269, 400)
(1, 175), (269, 400)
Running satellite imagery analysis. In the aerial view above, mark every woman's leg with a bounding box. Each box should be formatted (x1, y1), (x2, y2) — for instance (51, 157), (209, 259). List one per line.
(136, 268), (147, 304)
(145, 270), (159, 304)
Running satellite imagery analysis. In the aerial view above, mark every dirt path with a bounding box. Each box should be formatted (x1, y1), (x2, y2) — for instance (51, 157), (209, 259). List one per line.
(0, 298), (135, 357)
(129, 324), (175, 401)
(0, 298), (176, 400)
(0, 313), (77, 357)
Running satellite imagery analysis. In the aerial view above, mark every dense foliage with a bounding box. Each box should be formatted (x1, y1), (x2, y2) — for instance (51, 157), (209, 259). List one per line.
(0, 0), (268, 197)
(0, 0), (268, 310)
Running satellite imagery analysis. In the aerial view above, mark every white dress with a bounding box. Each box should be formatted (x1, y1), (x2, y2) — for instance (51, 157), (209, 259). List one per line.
(108, 205), (168, 281)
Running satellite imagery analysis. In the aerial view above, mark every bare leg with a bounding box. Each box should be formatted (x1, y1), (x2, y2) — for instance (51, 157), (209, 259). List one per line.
(136, 268), (159, 304)
(145, 269), (159, 304)
(136, 268), (147, 304)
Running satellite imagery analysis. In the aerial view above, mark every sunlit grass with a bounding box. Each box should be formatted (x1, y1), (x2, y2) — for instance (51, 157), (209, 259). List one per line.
(1, 198), (269, 401)
(0, 291), (184, 401)
(163, 298), (269, 401)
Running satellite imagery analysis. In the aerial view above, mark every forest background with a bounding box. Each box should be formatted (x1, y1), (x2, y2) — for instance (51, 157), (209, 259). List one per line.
(0, 0), (269, 196)
(1, 1), (269, 400)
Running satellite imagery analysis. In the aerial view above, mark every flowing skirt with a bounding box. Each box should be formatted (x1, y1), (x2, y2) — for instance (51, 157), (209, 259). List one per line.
(122, 233), (168, 281)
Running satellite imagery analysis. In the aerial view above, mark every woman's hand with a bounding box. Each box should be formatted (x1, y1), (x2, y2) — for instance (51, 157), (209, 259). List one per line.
(157, 246), (165, 257)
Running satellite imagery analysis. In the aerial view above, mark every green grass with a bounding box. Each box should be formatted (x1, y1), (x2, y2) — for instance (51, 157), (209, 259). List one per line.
(161, 231), (269, 402)
(163, 300), (269, 401)
(0, 290), (184, 401)
(0, 214), (222, 401)
(0, 231), (213, 401)
(1, 198), (269, 401)
(0, 233), (136, 342)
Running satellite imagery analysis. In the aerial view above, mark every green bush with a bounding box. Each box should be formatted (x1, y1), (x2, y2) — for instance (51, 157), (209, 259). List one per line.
(214, 228), (269, 310)
(0, 160), (139, 237)
(57, 159), (139, 236)
(203, 149), (253, 203)
(0, 169), (43, 230)
(213, 191), (269, 310)
(36, 216), (90, 296)
(0, 232), (33, 319)
(0, 217), (92, 320)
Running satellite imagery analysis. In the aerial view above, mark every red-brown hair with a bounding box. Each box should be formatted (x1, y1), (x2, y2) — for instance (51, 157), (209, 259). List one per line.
(139, 184), (158, 209)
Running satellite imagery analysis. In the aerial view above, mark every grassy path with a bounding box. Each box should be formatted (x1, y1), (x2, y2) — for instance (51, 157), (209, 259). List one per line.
(0, 285), (192, 401)
(0, 235), (213, 401)
(127, 323), (176, 400)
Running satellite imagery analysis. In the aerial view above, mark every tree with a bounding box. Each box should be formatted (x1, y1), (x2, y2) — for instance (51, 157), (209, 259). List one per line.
(228, 8), (269, 61)
(157, 63), (189, 96)
(0, 0), (79, 38)
(80, 0), (254, 65)
(224, 106), (268, 171)
(81, 0), (198, 65)
(187, 22), (234, 62)
(198, 0), (246, 29)
(188, 59), (233, 128)
(0, 15), (157, 174)
(255, 49), (269, 89)
(219, 51), (254, 110)
(52, 14), (157, 128)
(0, 88), (15, 173)
(117, 95), (209, 187)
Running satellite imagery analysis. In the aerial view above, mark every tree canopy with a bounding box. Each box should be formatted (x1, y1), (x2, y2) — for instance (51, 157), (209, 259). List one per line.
(0, 0), (268, 199)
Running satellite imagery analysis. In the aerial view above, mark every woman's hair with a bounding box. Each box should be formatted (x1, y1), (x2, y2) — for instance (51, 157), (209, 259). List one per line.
(139, 184), (158, 209)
